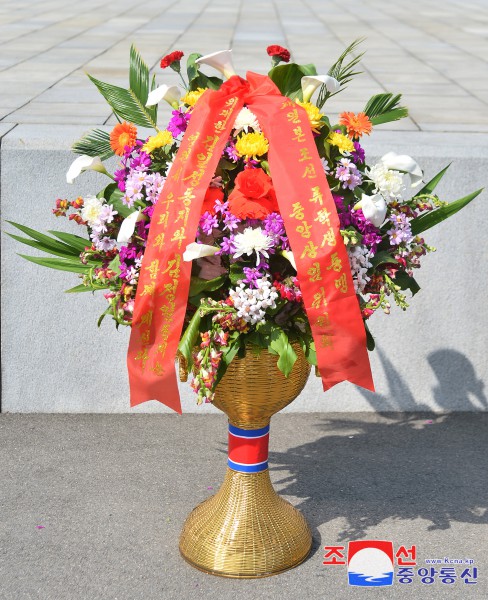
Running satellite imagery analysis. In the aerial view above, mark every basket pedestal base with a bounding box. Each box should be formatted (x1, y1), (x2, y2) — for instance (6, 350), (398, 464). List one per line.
(179, 468), (312, 578)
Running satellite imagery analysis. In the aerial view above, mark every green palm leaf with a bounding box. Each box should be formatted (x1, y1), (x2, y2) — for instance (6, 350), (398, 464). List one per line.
(364, 92), (408, 125)
(18, 255), (94, 274)
(71, 129), (113, 160)
(87, 45), (158, 130)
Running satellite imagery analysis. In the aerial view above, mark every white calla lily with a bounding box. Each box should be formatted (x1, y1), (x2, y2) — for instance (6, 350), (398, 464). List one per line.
(146, 84), (181, 108)
(281, 249), (297, 271)
(355, 193), (388, 228)
(183, 242), (219, 262)
(195, 50), (236, 79)
(117, 210), (141, 244)
(301, 75), (340, 102)
(381, 152), (423, 188)
(66, 155), (109, 184)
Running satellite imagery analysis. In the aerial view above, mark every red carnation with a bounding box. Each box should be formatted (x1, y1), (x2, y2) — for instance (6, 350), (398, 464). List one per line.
(267, 45), (291, 64)
(160, 50), (184, 71)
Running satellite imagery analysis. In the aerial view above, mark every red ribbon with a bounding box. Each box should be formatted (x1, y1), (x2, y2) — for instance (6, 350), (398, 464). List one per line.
(128, 72), (374, 412)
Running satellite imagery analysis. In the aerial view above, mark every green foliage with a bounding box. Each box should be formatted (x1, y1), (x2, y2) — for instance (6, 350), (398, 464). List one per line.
(394, 270), (420, 296)
(414, 164), (450, 196)
(48, 231), (91, 253)
(71, 129), (114, 160)
(365, 322), (375, 351)
(87, 45), (158, 130)
(268, 325), (297, 377)
(186, 52), (222, 91)
(316, 38), (365, 108)
(100, 182), (133, 217)
(410, 188), (483, 236)
(177, 309), (202, 368)
(370, 251), (398, 268)
(268, 63), (317, 100)
(364, 92), (408, 125)
(18, 255), (93, 274)
(6, 221), (83, 257)
(189, 274), (226, 297)
(65, 284), (100, 293)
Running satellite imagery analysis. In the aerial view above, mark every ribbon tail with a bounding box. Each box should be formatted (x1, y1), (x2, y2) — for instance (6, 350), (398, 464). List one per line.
(127, 84), (246, 411)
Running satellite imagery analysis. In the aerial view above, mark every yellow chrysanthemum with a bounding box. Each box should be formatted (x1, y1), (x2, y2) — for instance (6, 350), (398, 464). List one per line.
(235, 132), (269, 160)
(326, 131), (355, 154)
(181, 87), (207, 107)
(142, 130), (174, 154)
(295, 99), (325, 133)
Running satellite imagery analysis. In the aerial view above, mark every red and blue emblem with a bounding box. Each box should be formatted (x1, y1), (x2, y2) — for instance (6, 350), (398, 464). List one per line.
(227, 423), (270, 473)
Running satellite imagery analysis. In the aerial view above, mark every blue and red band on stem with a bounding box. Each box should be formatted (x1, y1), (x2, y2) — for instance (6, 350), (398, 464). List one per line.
(227, 423), (270, 473)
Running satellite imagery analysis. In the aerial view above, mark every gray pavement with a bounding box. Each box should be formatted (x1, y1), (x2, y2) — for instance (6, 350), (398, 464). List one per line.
(1, 412), (487, 599)
(1, 0), (488, 130)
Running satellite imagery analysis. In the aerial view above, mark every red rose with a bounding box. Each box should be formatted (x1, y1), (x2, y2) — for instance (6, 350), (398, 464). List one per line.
(160, 50), (184, 70)
(228, 169), (279, 219)
(201, 187), (224, 215)
(266, 45), (291, 63)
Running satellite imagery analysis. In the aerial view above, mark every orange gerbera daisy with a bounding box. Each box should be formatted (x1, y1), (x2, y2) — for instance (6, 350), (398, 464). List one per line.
(339, 111), (372, 139)
(110, 122), (137, 156)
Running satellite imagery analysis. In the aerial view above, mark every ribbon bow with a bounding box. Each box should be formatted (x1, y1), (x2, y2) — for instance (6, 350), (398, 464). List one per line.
(128, 72), (374, 412)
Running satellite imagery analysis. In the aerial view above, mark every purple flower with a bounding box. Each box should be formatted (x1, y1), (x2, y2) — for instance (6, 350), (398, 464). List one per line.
(218, 235), (235, 255)
(351, 141), (365, 164)
(225, 139), (239, 162)
(167, 108), (191, 137)
(199, 211), (218, 235)
(334, 158), (362, 190)
(387, 213), (414, 246)
(242, 266), (266, 288)
(223, 211), (239, 232)
(130, 151), (151, 172)
(114, 167), (127, 192)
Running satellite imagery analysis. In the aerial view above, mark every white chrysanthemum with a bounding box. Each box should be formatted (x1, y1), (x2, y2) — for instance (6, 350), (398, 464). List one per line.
(81, 195), (104, 227)
(229, 277), (278, 325)
(348, 246), (373, 294)
(233, 227), (274, 266)
(233, 107), (261, 134)
(367, 162), (404, 201)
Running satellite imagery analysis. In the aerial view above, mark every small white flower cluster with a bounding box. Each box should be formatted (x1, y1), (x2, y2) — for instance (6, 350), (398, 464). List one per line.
(229, 276), (278, 325)
(347, 245), (373, 294)
(367, 162), (404, 201)
(81, 195), (118, 252)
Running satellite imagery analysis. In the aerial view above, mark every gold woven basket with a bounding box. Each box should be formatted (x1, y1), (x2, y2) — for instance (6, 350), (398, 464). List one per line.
(179, 343), (312, 578)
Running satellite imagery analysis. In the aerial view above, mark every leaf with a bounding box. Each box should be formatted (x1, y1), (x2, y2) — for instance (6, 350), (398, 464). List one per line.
(186, 53), (222, 91)
(71, 129), (114, 160)
(394, 270), (420, 296)
(65, 284), (100, 293)
(410, 188), (483, 236)
(100, 182), (133, 217)
(6, 221), (80, 256)
(88, 49), (158, 131)
(214, 336), (241, 387)
(177, 310), (202, 367)
(229, 263), (245, 286)
(7, 233), (78, 259)
(269, 326), (297, 377)
(316, 38), (365, 108)
(414, 164), (451, 197)
(48, 231), (90, 253)
(370, 108), (409, 126)
(108, 254), (120, 272)
(189, 274), (226, 296)
(364, 92), (408, 125)
(18, 254), (93, 274)
(370, 251), (398, 268)
(365, 322), (375, 351)
(268, 63), (318, 100)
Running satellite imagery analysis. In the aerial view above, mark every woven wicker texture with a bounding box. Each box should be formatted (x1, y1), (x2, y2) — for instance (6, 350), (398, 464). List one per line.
(179, 469), (312, 578)
(212, 342), (311, 428)
(179, 345), (312, 578)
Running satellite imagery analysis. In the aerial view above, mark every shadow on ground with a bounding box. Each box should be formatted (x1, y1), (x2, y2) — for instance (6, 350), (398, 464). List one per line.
(266, 348), (487, 554)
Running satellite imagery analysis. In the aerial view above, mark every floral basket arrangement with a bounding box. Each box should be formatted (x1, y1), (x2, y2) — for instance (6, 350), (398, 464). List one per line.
(8, 41), (480, 410)
(8, 41), (481, 577)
